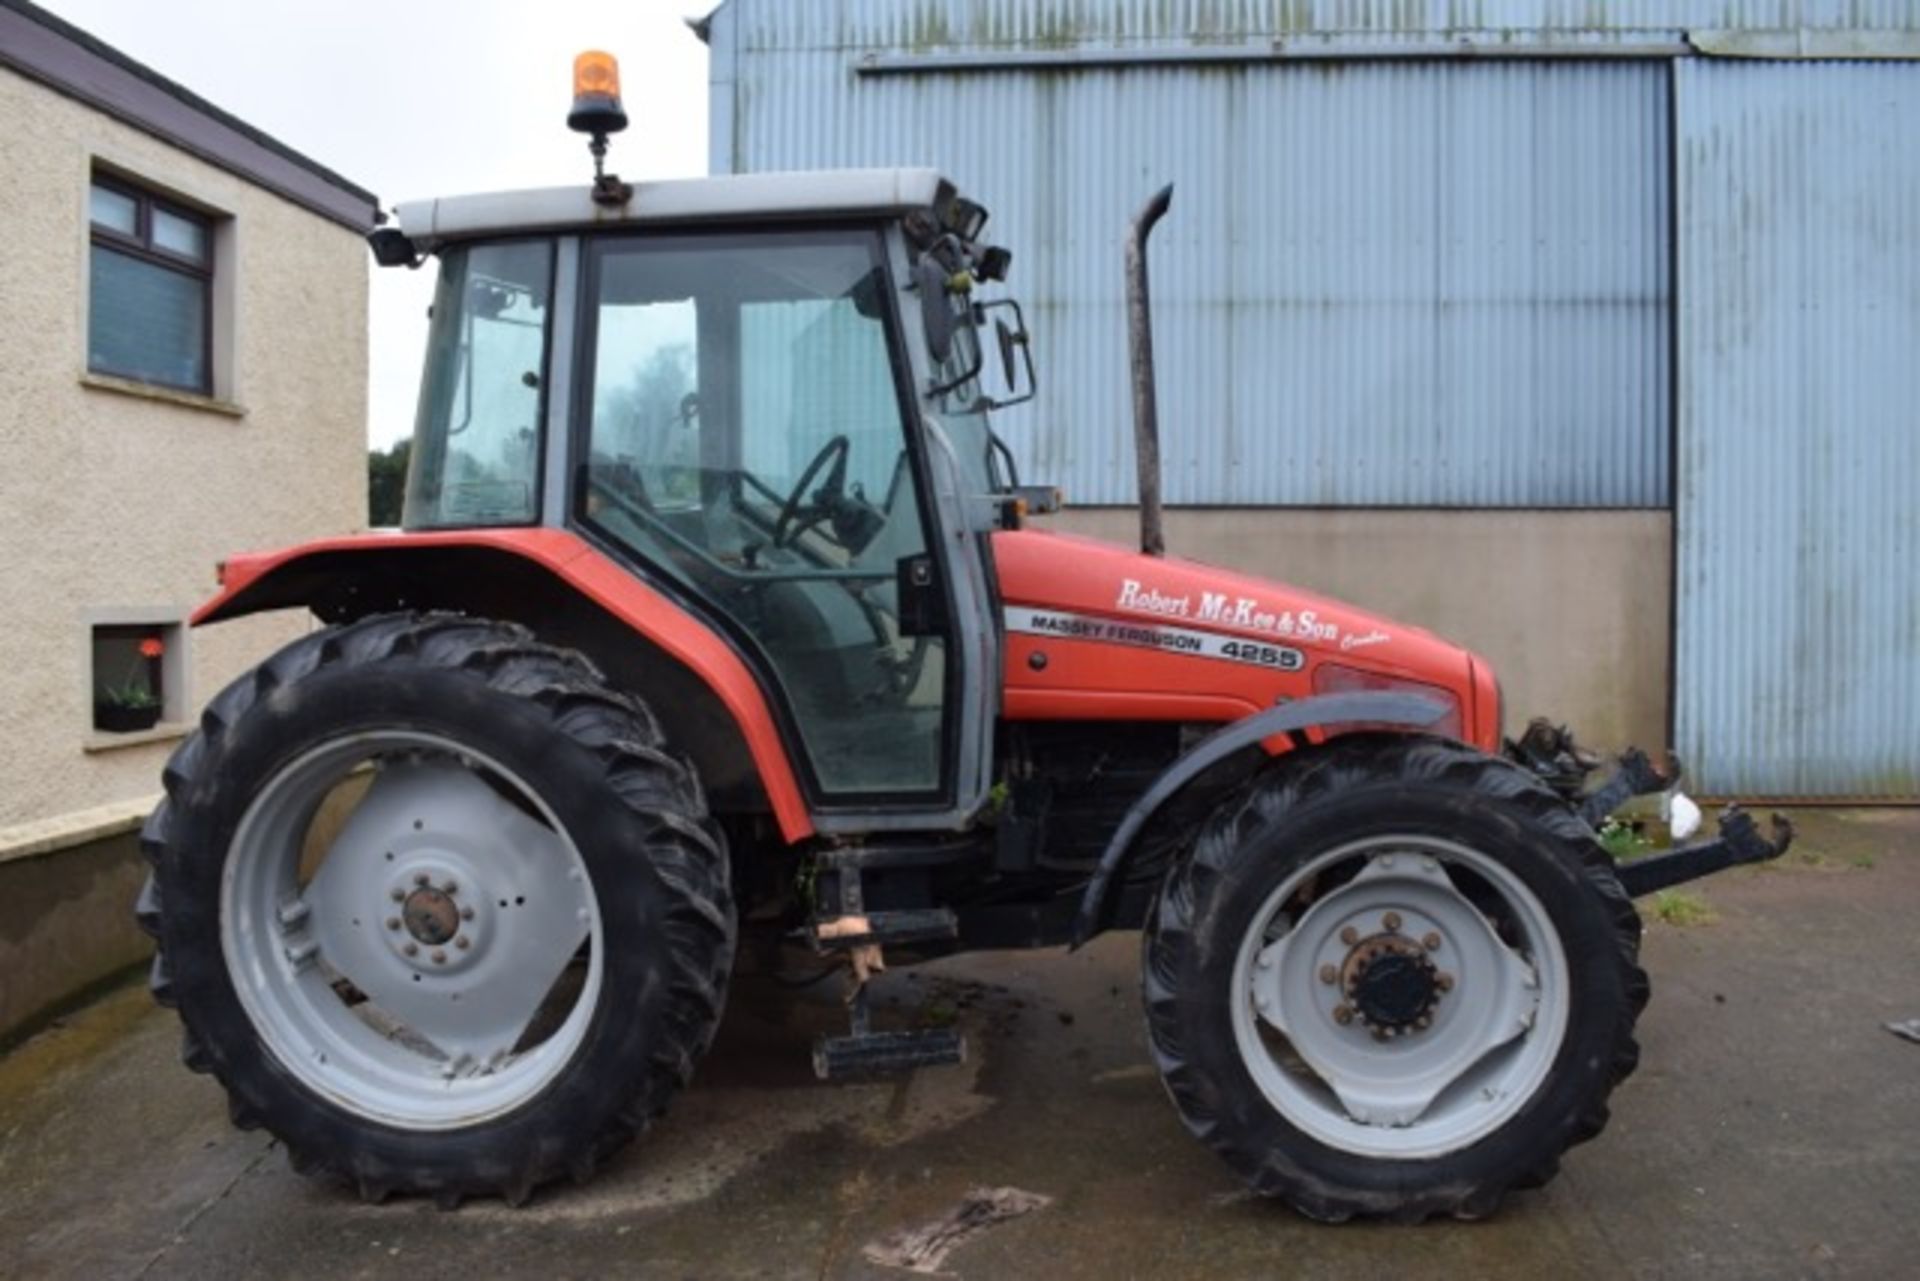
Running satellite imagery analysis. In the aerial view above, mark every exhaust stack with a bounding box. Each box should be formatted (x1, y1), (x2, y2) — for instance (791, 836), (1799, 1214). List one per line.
(1126, 185), (1174, 557)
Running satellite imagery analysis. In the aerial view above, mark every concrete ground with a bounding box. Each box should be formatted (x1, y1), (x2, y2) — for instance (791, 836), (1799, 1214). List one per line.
(2, 809), (1917, 1280)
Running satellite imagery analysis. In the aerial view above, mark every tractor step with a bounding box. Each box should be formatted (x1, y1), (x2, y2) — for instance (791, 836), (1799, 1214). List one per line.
(812, 1027), (966, 1080)
(809, 907), (959, 952)
(1613, 806), (1795, 897)
(804, 859), (967, 1079)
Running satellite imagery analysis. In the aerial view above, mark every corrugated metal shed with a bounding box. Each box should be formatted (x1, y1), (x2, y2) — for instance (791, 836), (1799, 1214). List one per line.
(716, 34), (1672, 505)
(1673, 60), (1920, 798)
(707, 0), (1920, 796)
(710, 1), (1920, 53)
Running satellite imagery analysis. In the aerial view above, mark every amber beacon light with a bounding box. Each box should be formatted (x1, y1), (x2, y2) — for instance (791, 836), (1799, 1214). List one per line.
(568, 50), (632, 206)
(568, 50), (627, 135)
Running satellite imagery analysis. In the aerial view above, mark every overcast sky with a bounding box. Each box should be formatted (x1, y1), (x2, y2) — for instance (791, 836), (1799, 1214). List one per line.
(40, 0), (713, 447)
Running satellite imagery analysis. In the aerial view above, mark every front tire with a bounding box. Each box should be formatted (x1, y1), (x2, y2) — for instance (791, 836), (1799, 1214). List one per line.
(136, 613), (735, 1206)
(1143, 736), (1646, 1221)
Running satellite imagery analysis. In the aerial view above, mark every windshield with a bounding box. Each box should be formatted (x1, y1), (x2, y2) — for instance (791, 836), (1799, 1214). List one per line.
(404, 241), (553, 528)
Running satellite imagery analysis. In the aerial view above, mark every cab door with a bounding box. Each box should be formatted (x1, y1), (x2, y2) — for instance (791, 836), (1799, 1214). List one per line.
(572, 225), (995, 825)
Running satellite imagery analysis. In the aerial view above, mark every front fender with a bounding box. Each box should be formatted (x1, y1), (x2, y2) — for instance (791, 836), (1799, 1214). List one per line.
(194, 528), (815, 843)
(1069, 690), (1452, 947)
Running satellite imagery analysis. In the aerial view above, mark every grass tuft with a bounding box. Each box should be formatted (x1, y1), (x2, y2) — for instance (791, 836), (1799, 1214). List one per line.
(1651, 889), (1717, 928)
(1598, 819), (1657, 862)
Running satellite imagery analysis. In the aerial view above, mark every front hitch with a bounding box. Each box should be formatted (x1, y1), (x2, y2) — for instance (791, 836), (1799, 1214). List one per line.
(1508, 718), (1796, 897)
(1612, 808), (1795, 898)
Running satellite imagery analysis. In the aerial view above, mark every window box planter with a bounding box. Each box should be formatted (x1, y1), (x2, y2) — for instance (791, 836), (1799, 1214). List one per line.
(95, 702), (163, 734)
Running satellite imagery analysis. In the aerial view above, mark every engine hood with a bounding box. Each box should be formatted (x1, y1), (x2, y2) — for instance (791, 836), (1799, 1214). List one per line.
(994, 530), (1459, 671)
(991, 528), (1498, 746)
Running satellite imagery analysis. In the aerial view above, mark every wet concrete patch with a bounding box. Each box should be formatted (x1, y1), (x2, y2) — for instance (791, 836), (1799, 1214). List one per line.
(456, 971), (1007, 1224)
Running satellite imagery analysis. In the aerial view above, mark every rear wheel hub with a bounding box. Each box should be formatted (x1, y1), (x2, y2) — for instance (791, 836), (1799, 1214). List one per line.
(224, 739), (602, 1129)
(402, 886), (460, 946)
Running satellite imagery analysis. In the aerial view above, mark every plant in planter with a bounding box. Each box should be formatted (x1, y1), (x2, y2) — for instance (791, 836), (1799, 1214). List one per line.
(96, 636), (166, 733)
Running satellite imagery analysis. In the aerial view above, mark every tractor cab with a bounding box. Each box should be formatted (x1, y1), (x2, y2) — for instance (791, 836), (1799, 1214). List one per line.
(384, 166), (1030, 822)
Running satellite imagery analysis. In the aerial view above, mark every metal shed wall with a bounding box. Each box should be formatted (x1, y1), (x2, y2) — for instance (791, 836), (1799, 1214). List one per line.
(713, 1), (1920, 52)
(717, 36), (1672, 506)
(707, 0), (1920, 795)
(1673, 60), (1920, 798)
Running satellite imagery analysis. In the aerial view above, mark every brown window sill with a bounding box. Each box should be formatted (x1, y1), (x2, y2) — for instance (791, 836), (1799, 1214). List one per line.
(80, 371), (245, 418)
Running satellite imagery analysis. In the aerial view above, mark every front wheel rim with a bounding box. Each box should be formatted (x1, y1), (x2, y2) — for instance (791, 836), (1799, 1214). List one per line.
(220, 730), (604, 1131)
(1229, 834), (1571, 1160)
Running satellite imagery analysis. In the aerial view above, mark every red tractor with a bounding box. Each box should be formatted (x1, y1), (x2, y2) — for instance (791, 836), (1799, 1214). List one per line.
(137, 56), (1790, 1219)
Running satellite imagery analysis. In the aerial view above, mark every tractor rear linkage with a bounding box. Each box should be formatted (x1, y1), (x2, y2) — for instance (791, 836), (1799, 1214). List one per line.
(1505, 718), (1795, 898)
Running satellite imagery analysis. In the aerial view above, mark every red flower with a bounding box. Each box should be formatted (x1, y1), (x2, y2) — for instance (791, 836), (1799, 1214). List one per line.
(138, 638), (165, 659)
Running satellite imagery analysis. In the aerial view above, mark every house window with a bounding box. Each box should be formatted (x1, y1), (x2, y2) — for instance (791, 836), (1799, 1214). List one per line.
(90, 621), (186, 735)
(88, 176), (214, 394)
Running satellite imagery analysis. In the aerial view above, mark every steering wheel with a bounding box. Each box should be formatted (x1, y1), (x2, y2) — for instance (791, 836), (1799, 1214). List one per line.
(772, 435), (851, 548)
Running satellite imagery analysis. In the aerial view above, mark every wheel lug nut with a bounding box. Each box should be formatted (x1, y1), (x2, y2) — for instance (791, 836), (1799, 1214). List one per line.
(1333, 1004), (1353, 1025)
(460, 907), (475, 921)
(432, 949), (447, 964)
(443, 881), (458, 895)
(403, 943), (418, 957)
(1339, 926), (1359, 946)
(1437, 973), (1455, 992)
(390, 888), (404, 902)
(1371, 1027), (1389, 1042)
(1318, 964), (1337, 985)
(455, 936), (470, 950)
(413, 873), (430, 887)
(1423, 932), (1442, 951)
(1382, 912), (1401, 932)
(385, 917), (401, 931)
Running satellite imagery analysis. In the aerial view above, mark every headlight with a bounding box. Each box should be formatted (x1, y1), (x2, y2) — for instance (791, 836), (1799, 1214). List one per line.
(1311, 663), (1464, 740)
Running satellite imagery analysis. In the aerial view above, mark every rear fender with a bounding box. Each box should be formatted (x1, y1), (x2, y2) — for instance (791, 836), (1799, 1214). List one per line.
(196, 529), (814, 842)
(1069, 690), (1451, 946)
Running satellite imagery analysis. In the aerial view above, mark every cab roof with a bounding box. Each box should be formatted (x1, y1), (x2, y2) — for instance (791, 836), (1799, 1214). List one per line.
(391, 168), (949, 250)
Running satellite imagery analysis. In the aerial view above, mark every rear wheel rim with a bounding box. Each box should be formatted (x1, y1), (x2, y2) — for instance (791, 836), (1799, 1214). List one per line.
(1229, 834), (1570, 1159)
(220, 730), (604, 1130)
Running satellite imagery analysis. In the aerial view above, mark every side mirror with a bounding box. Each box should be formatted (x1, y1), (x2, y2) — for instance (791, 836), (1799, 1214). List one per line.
(978, 299), (1037, 409)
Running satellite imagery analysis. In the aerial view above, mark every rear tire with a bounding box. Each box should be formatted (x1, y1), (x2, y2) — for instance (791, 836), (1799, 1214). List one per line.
(1142, 736), (1646, 1222)
(136, 612), (734, 1206)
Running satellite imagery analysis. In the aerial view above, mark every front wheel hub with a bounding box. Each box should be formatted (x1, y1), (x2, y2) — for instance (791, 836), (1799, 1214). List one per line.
(1347, 946), (1439, 1032)
(1240, 843), (1559, 1148)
